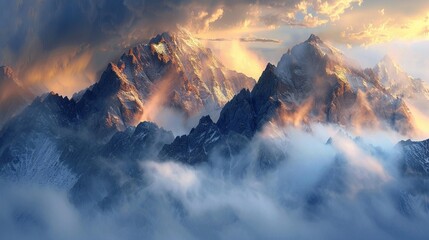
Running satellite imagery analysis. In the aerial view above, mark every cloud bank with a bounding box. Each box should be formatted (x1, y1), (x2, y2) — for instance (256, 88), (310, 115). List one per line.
(1, 123), (428, 240)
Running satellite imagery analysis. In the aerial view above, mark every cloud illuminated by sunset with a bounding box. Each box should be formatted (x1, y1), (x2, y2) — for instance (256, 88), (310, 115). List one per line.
(0, 0), (428, 96)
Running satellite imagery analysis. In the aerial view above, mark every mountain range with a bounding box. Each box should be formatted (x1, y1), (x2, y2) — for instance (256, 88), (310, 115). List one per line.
(1, 31), (429, 210)
(161, 34), (419, 164)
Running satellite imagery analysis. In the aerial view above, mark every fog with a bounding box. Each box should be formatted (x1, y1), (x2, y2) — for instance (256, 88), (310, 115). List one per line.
(1, 123), (428, 240)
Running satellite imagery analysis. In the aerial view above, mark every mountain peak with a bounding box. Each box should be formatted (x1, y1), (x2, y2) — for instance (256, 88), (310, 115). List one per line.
(71, 28), (254, 137)
(378, 55), (407, 72)
(199, 115), (214, 125)
(306, 34), (323, 44)
(381, 54), (393, 63)
(379, 55), (399, 68)
(41, 91), (71, 103)
(373, 53), (429, 101)
(147, 28), (204, 64)
(374, 54), (407, 82)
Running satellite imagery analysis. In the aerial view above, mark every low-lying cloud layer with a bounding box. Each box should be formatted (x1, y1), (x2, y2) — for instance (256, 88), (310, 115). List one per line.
(1, 123), (428, 240)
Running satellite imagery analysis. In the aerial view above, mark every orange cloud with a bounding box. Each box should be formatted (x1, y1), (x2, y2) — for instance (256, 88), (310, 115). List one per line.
(193, 8), (224, 32)
(341, 11), (429, 45)
(202, 39), (267, 80)
(406, 101), (429, 140)
(316, 0), (363, 21)
(18, 46), (96, 97)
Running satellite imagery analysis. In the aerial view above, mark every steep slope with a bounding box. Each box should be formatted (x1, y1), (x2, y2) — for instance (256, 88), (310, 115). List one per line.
(76, 28), (255, 137)
(162, 34), (415, 164)
(0, 92), (81, 189)
(0, 92), (175, 206)
(373, 55), (429, 101)
(395, 138), (429, 215)
(0, 66), (33, 127)
(70, 122), (174, 208)
(0, 29), (255, 203)
(261, 35), (412, 133)
(397, 139), (429, 177)
(76, 63), (145, 137)
(159, 115), (224, 164)
(102, 122), (174, 161)
(220, 35), (415, 136)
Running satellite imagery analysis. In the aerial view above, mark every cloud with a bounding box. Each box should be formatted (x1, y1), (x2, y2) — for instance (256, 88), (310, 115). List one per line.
(195, 8), (225, 32)
(316, 0), (363, 21)
(1, 123), (428, 239)
(199, 37), (281, 43)
(405, 100), (429, 141)
(253, 0), (362, 28)
(341, 15), (429, 45)
(203, 39), (267, 80)
(0, 0), (427, 97)
(239, 37), (281, 43)
(324, 2), (429, 45)
(0, 0), (367, 96)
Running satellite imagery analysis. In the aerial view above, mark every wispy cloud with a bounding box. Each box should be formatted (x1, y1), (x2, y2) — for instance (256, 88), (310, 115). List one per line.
(199, 37), (281, 43)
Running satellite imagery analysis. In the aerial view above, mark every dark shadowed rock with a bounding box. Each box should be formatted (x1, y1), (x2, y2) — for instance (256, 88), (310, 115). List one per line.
(397, 139), (429, 177)
(159, 115), (222, 164)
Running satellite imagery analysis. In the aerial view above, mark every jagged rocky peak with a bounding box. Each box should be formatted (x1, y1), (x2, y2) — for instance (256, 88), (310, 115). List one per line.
(213, 34), (415, 138)
(145, 28), (208, 64)
(76, 62), (144, 136)
(31, 91), (78, 120)
(306, 33), (323, 44)
(381, 54), (395, 64)
(272, 34), (413, 133)
(276, 33), (345, 81)
(103, 121), (174, 161)
(159, 114), (223, 164)
(397, 138), (429, 177)
(36, 91), (66, 106)
(73, 27), (255, 137)
(374, 55), (408, 84)
(373, 55), (429, 101)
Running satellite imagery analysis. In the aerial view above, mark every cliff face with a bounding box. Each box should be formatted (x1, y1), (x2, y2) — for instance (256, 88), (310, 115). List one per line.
(75, 29), (255, 138)
(161, 34), (416, 164)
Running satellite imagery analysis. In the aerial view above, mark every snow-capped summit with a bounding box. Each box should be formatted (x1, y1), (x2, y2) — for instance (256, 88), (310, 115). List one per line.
(253, 35), (413, 133)
(119, 27), (255, 114)
(161, 35), (416, 165)
(375, 55), (408, 86)
(276, 34), (370, 92)
(76, 28), (255, 137)
(373, 55), (429, 101)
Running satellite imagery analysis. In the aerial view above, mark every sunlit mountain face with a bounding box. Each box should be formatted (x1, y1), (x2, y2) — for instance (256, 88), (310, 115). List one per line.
(1, 1), (429, 239)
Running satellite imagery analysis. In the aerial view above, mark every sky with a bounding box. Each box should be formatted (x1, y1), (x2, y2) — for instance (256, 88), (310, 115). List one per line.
(0, 0), (428, 96)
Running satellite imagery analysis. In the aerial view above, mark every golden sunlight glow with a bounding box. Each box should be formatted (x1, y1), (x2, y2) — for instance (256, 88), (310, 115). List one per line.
(406, 101), (429, 140)
(202, 40), (266, 80)
(342, 11), (429, 45)
(139, 74), (175, 123)
(20, 47), (95, 97)
(279, 98), (314, 128)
